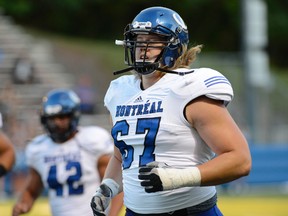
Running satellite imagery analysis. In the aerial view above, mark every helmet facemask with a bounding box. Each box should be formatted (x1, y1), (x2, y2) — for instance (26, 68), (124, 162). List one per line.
(113, 7), (190, 76)
(124, 31), (170, 74)
(41, 113), (79, 143)
(40, 89), (81, 143)
(123, 23), (180, 75)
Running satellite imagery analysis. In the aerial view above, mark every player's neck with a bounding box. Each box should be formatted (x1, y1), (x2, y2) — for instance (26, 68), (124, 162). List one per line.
(141, 71), (164, 90)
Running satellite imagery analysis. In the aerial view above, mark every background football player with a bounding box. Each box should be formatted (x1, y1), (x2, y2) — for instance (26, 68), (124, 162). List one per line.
(13, 88), (123, 216)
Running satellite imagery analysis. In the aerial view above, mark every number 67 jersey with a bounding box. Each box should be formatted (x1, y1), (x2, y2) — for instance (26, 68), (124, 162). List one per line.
(25, 126), (114, 216)
(104, 68), (234, 214)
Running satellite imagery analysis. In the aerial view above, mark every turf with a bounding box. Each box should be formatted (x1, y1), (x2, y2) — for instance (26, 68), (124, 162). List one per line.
(218, 195), (288, 216)
(1, 195), (288, 216)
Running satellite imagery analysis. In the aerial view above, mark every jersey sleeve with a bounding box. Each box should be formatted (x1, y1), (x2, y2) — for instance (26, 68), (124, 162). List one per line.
(199, 68), (233, 105)
(77, 126), (114, 156)
(25, 135), (48, 169)
(177, 68), (234, 106)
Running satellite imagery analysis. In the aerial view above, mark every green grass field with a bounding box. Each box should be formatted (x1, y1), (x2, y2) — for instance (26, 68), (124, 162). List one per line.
(1, 195), (288, 216)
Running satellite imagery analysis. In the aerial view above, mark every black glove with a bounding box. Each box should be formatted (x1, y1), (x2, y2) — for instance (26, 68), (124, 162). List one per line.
(90, 183), (112, 216)
(0, 165), (7, 178)
(138, 162), (168, 193)
(139, 162), (202, 193)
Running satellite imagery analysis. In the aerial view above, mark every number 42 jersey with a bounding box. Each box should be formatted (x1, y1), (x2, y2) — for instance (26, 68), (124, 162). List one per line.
(104, 68), (234, 214)
(25, 126), (114, 216)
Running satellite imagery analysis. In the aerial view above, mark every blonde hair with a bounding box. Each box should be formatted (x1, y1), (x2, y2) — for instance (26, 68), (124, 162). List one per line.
(170, 44), (203, 70)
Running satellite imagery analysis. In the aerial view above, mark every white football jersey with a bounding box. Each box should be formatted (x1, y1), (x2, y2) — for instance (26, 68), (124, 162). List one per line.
(26, 126), (114, 216)
(104, 68), (233, 214)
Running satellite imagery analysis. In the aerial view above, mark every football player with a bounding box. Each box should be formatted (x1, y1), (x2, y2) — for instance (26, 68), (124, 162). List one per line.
(13, 89), (123, 216)
(91, 6), (251, 216)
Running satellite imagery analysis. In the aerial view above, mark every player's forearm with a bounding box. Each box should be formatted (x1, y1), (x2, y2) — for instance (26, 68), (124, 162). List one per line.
(0, 149), (15, 177)
(0, 147), (16, 171)
(0, 133), (16, 173)
(103, 153), (123, 193)
(138, 150), (250, 193)
(199, 150), (251, 186)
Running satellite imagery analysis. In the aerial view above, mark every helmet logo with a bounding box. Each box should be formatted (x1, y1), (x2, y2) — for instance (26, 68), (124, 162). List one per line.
(172, 13), (187, 30)
(132, 21), (152, 29)
(45, 104), (62, 115)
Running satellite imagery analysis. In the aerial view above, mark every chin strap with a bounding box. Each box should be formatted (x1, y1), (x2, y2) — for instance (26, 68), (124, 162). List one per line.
(157, 67), (194, 76)
(113, 65), (194, 76)
(113, 67), (134, 75)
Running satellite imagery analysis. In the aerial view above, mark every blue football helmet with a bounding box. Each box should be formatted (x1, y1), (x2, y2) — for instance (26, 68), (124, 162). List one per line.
(40, 89), (81, 143)
(117, 6), (189, 75)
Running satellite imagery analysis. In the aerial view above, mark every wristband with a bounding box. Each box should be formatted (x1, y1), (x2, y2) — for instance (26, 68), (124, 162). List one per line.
(157, 167), (201, 190)
(102, 178), (119, 198)
(0, 164), (7, 178)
